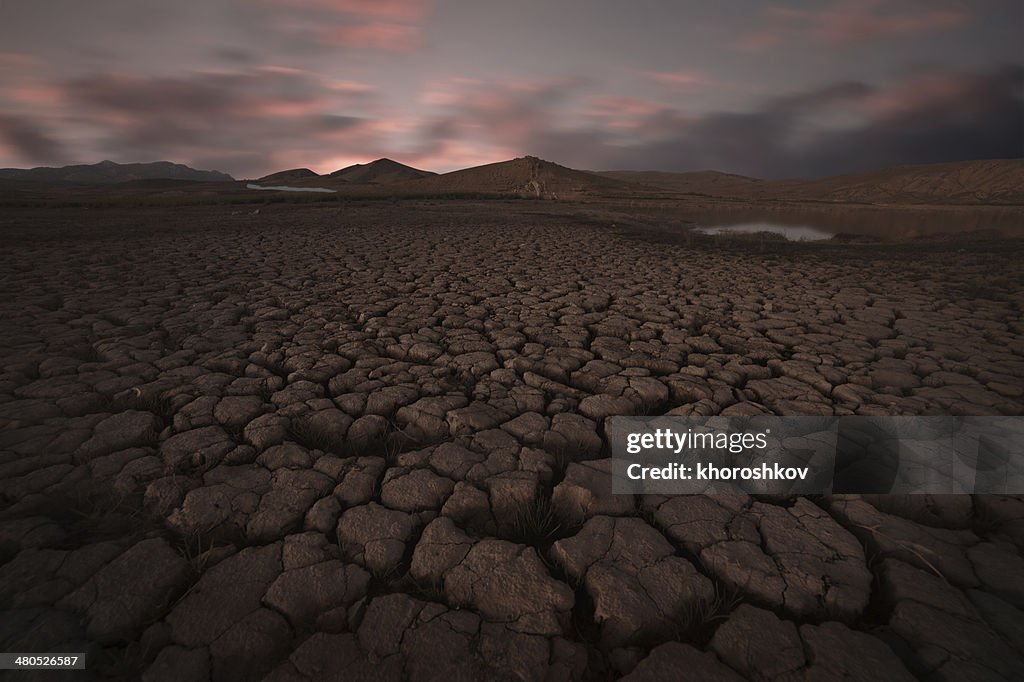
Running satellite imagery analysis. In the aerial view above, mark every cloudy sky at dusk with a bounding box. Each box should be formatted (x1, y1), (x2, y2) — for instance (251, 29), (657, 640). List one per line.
(0, 0), (1020, 178)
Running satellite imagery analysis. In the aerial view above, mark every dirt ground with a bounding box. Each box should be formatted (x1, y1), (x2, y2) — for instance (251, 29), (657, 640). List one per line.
(1, 201), (1022, 681)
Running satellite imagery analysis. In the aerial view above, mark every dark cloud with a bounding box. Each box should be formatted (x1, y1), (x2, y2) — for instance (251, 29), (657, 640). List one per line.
(0, 115), (68, 166)
(415, 65), (1022, 178)
(0, 1), (1020, 176)
(53, 69), (381, 176)
(632, 67), (1022, 178)
(784, 65), (1024, 177)
(0, 55), (1019, 178)
(212, 46), (257, 63)
(318, 114), (365, 130)
(68, 74), (242, 117)
(767, 81), (875, 113)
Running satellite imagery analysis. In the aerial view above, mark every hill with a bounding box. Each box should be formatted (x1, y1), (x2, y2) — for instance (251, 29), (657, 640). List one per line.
(255, 168), (320, 183)
(596, 169), (765, 196)
(779, 158), (1024, 205)
(600, 159), (1024, 205)
(329, 158), (435, 184)
(391, 156), (635, 198)
(0, 160), (234, 184)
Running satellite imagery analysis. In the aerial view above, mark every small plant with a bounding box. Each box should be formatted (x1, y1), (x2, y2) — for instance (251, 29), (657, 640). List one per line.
(287, 416), (345, 454)
(176, 531), (216, 576)
(854, 522), (948, 583)
(68, 486), (133, 522)
(507, 490), (562, 548)
(674, 582), (744, 644)
(549, 446), (575, 478)
(405, 575), (448, 603)
(370, 417), (418, 462)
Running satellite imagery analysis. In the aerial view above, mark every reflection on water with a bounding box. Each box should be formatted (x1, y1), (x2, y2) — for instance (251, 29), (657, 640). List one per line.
(681, 205), (1024, 240)
(695, 222), (833, 241)
(246, 183), (336, 193)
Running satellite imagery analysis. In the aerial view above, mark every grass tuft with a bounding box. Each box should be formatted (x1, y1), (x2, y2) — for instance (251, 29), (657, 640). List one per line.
(287, 416), (345, 455)
(506, 490), (562, 548)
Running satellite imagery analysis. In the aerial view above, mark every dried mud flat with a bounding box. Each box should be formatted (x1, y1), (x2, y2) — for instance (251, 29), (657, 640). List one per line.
(1, 202), (1023, 681)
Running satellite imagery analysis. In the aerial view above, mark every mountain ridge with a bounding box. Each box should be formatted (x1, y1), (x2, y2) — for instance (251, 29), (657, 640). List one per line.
(0, 160), (234, 184)
(382, 156), (635, 198)
(3, 156), (1021, 205)
(255, 168), (320, 183)
(329, 158), (435, 184)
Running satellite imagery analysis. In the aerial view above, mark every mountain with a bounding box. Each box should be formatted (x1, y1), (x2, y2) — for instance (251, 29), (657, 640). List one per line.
(0, 160), (234, 184)
(392, 156), (633, 198)
(255, 168), (320, 183)
(329, 158), (435, 184)
(6, 156), (1016, 205)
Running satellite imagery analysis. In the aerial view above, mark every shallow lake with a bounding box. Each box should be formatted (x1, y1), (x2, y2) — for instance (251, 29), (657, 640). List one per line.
(246, 183), (335, 193)
(694, 222), (833, 241)
(681, 205), (1024, 241)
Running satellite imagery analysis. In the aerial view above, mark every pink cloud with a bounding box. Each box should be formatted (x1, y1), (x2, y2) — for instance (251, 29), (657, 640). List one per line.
(8, 86), (62, 106)
(730, 29), (787, 53)
(403, 139), (515, 174)
(733, 1), (970, 51)
(585, 96), (671, 130)
(646, 69), (713, 90)
(261, 0), (432, 52)
(817, 5), (968, 43)
(254, 98), (331, 117)
(420, 89), (457, 106)
(863, 72), (975, 117)
(255, 65), (308, 76)
(268, 0), (431, 22)
(316, 22), (421, 50)
(0, 52), (37, 69)
(403, 77), (592, 168)
(312, 129), (508, 174)
(589, 96), (667, 116)
(326, 79), (377, 95)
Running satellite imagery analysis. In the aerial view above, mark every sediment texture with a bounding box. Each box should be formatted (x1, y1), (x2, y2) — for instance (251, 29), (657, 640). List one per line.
(1, 204), (1022, 680)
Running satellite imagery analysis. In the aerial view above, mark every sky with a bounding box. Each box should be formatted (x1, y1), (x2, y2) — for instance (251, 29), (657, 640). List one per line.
(0, 0), (1021, 178)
